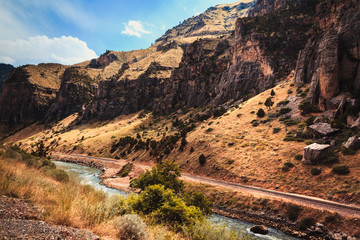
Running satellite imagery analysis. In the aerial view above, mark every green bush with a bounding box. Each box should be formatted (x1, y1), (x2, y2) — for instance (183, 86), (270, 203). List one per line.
(199, 154), (206, 166)
(130, 160), (184, 193)
(113, 214), (147, 240)
(271, 90), (276, 96)
(325, 213), (341, 223)
(305, 116), (316, 126)
(298, 217), (316, 230)
(332, 165), (350, 175)
(299, 100), (320, 115)
(206, 128), (214, 132)
(265, 97), (274, 109)
(184, 191), (213, 215)
(310, 168), (322, 176)
(133, 185), (203, 228)
(294, 154), (303, 161)
(257, 108), (265, 118)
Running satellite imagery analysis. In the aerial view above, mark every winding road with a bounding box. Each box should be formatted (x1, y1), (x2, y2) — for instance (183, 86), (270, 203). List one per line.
(53, 153), (360, 218)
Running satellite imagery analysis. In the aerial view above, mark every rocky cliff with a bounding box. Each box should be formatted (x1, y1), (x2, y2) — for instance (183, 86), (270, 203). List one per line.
(0, 64), (65, 124)
(0, 64), (14, 96)
(294, 0), (360, 111)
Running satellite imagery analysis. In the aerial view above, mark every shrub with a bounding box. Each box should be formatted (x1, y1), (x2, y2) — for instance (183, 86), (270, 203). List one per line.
(206, 128), (214, 132)
(199, 154), (206, 166)
(294, 154), (303, 161)
(46, 169), (69, 182)
(287, 90), (293, 94)
(286, 204), (302, 221)
(305, 116), (316, 126)
(31, 140), (50, 158)
(277, 100), (290, 107)
(133, 185), (203, 228)
(299, 100), (320, 115)
(251, 120), (259, 127)
(282, 162), (294, 172)
(279, 107), (291, 115)
(332, 165), (350, 175)
(321, 153), (339, 165)
(271, 90), (276, 96)
(310, 168), (322, 176)
(257, 108), (265, 118)
(184, 191), (213, 215)
(298, 217), (316, 230)
(325, 213), (341, 223)
(114, 214), (147, 240)
(273, 128), (281, 134)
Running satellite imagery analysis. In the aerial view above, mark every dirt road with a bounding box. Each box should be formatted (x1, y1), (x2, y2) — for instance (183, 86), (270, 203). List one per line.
(53, 153), (360, 218)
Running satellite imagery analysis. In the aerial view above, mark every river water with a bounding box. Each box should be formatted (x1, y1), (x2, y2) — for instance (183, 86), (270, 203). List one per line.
(54, 161), (298, 240)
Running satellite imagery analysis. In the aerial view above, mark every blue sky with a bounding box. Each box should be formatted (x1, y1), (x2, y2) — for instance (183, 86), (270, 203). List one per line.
(0, 0), (240, 66)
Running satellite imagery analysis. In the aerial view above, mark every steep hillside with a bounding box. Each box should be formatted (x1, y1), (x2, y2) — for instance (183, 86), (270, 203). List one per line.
(0, 64), (66, 125)
(0, 63), (14, 95)
(155, 0), (256, 45)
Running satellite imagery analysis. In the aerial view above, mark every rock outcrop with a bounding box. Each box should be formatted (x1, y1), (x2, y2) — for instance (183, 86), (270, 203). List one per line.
(250, 225), (269, 234)
(45, 67), (97, 122)
(294, 0), (360, 111)
(309, 123), (339, 137)
(0, 64), (65, 124)
(0, 63), (14, 95)
(303, 143), (332, 165)
(89, 51), (118, 69)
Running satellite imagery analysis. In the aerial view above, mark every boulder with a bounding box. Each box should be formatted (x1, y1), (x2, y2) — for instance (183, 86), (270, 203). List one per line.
(303, 143), (332, 165)
(309, 123), (339, 137)
(250, 225), (269, 235)
(343, 136), (360, 150)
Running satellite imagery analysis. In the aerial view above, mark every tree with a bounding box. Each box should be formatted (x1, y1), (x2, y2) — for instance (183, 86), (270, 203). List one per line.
(130, 160), (184, 193)
(199, 154), (206, 166)
(264, 97), (274, 110)
(257, 108), (265, 118)
(271, 89), (276, 96)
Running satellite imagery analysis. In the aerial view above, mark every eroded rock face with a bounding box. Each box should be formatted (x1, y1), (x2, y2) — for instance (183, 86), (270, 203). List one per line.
(303, 143), (332, 165)
(0, 64), (64, 124)
(295, 0), (360, 110)
(45, 67), (97, 122)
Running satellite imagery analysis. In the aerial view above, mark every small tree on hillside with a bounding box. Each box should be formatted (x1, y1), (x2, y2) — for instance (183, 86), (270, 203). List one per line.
(257, 108), (265, 118)
(264, 97), (274, 110)
(31, 140), (50, 158)
(199, 154), (206, 166)
(271, 90), (276, 96)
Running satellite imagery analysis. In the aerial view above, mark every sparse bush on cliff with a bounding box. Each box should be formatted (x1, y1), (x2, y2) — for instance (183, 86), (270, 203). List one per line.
(298, 217), (316, 230)
(310, 168), (322, 176)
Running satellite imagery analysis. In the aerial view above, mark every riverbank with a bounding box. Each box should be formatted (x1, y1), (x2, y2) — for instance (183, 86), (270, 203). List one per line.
(53, 153), (360, 240)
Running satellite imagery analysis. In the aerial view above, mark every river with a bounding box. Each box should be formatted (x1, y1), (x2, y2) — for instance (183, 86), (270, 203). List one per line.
(54, 161), (298, 240)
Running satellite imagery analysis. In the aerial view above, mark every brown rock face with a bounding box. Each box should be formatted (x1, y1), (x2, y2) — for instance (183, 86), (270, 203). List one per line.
(294, 0), (360, 110)
(89, 51), (118, 69)
(0, 64), (64, 124)
(248, 0), (289, 17)
(45, 67), (97, 122)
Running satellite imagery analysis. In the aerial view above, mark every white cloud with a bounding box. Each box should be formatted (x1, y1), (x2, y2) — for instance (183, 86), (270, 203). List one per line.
(0, 35), (98, 66)
(122, 20), (151, 38)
